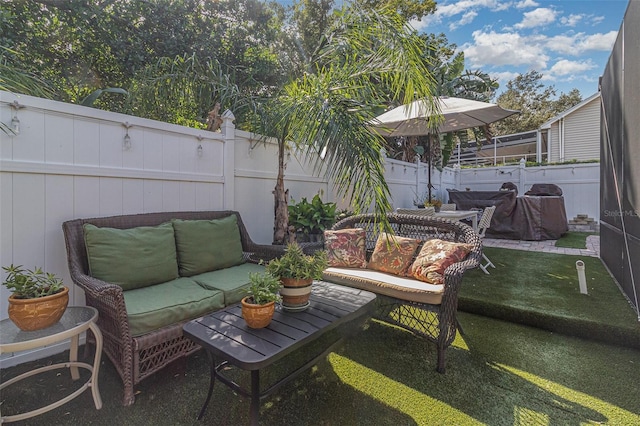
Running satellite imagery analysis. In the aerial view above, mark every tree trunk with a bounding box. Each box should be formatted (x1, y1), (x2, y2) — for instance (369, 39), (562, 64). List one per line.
(273, 137), (289, 245)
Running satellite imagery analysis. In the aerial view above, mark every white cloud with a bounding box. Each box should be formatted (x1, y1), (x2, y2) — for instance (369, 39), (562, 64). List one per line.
(450, 10), (478, 30)
(560, 14), (583, 27)
(409, 17), (429, 32)
(490, 70), (521, 86)
(579, 31), (618, 51)
(548, 59), (596, 76)
(492, 1), (511, 12)
(545, 34), (579, 55)
(514, 7), (557, 29)
(546, 31), (618, 55)
(463, 30), (549, 69)
(539, 73), (555, 83)
(413, 0), (511, 31)
(516, 0), (538, 8)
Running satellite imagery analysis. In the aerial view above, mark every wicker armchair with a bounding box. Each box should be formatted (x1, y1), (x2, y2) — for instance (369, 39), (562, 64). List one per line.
(62, 211), (284, 406)
(326, 213), (481, 373)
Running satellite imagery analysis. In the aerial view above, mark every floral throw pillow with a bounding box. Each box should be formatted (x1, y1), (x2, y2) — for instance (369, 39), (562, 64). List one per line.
(324, 228), (367, 268)
(410, 239), (473, 284)
(368, 233), (420, 276)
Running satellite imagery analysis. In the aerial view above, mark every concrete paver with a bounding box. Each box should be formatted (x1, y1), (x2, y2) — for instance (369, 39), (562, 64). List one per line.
(483, 235), (600, 257)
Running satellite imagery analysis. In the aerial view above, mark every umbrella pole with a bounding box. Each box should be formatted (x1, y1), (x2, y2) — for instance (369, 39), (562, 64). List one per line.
(415, 154), (420, 202)
(428, 135), (432, 202)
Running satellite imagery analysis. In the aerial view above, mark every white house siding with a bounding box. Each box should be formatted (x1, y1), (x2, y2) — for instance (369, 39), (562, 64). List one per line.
(562, 97), (600, 161)
(546, 94), (600, 163)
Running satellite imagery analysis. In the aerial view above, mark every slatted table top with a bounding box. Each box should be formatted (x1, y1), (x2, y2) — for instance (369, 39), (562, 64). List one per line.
(183, 281), (376, 370)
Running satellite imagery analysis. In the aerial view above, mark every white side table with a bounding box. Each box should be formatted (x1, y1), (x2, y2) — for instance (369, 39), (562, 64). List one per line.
(0, 306), (103, 423)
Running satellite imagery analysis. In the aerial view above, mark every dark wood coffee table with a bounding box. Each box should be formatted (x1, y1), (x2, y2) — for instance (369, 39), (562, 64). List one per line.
(183, 281), (376, 425)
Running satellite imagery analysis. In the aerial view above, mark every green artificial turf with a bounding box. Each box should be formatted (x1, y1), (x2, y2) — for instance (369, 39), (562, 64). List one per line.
(459, 247), (640, 349)
(2, 314), (639, 425)
(2, 247), (640, 425)
(555, 232), (597, 249)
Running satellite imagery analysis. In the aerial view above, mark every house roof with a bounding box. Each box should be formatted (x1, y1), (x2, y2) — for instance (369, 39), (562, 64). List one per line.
(539, 92), (600, 129)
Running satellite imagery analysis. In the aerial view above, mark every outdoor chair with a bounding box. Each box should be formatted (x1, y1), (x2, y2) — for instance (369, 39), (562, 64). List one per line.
(440, 203), (457, 211)
(477, 206), (497, 274)
(396, 207), (435, 216)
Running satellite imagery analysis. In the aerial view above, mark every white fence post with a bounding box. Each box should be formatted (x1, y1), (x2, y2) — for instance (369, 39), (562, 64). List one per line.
(221, 110), (236, 210)
(519, 158), (526, 194)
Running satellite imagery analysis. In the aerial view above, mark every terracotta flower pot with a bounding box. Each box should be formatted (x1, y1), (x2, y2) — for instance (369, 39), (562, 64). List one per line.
(279, 277), (313, 309)
(8, 287), (69, 331)
(241, 297), (275, 329)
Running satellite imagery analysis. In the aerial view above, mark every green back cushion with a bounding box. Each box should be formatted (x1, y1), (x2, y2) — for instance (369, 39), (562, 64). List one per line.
(172, 215), (245, 277)
(84, 222), (179, 291)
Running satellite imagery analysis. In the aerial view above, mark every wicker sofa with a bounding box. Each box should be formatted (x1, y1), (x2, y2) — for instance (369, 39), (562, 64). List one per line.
(62, 211), (284, 406)
(322, 213), (482, 373)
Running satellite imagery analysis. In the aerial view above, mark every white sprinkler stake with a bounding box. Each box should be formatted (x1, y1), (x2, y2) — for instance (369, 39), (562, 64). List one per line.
(576, 260), (588, 295)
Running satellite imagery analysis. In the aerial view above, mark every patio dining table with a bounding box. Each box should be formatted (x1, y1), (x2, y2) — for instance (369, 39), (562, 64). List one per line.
(434, 209), (479, 232)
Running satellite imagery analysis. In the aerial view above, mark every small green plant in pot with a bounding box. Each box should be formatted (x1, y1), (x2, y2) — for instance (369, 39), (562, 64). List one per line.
(241, 272), (282, 329)
(2, 264), (69, 331)
(288, 195), (337, 243)
(266, 243), (328, 310)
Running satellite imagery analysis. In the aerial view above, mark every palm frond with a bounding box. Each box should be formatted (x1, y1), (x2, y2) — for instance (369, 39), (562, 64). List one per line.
(273, 5), (438, 232)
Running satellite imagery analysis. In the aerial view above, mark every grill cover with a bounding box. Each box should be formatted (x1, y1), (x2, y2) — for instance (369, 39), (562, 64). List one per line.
(447, 189), (568, 240)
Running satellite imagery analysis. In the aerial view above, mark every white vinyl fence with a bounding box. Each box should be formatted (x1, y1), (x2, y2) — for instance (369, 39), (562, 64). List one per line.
(384, 157), (599, 223)
(453, 161), (599, 221)
(0, 92), (598, 365)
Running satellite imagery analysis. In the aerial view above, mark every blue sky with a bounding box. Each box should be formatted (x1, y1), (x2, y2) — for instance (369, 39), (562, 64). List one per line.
(412, 0), (629, 99)
(276, 0), (629, 100)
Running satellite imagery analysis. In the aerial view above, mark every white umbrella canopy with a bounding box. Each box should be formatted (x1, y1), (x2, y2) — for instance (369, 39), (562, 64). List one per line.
(372, 96), (519, 136)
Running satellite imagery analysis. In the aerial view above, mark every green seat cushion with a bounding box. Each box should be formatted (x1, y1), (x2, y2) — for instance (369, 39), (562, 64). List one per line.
(84, 222), (179, 291)
(123, 277), (225, 336)
(172, 215), (245, 277)
(192, 263), (265, 305)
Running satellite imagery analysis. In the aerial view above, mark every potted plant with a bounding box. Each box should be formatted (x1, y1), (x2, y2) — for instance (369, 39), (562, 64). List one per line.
(266, 243), (328, 310)
(424, 197), (443, 212)
(2, 264), (69, 331)
(288, 195), (337, 243)
(241, 272), (282, 329)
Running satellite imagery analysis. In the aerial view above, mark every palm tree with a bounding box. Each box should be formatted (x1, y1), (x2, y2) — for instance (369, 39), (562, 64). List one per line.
(1, 46), (54, 135)
(267, 5), (437, 244)
(0, 47), (54, 97)
(125, 54), (258, 128)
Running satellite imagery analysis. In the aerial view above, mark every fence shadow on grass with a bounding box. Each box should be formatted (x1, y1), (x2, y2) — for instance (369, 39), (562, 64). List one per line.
(337, 319), (611, 425)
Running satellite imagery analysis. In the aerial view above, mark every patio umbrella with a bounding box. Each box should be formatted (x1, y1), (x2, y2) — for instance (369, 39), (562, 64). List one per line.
(371, 96), (518, 200)
(372, 96), (518, 137)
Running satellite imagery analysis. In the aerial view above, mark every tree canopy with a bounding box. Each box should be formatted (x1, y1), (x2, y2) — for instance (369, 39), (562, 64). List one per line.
(1, 0), (288, 114)
(494, 71), (582, 135)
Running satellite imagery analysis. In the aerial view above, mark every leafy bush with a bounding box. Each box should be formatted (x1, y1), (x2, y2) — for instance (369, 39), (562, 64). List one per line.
(288, 195), (337, 235)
